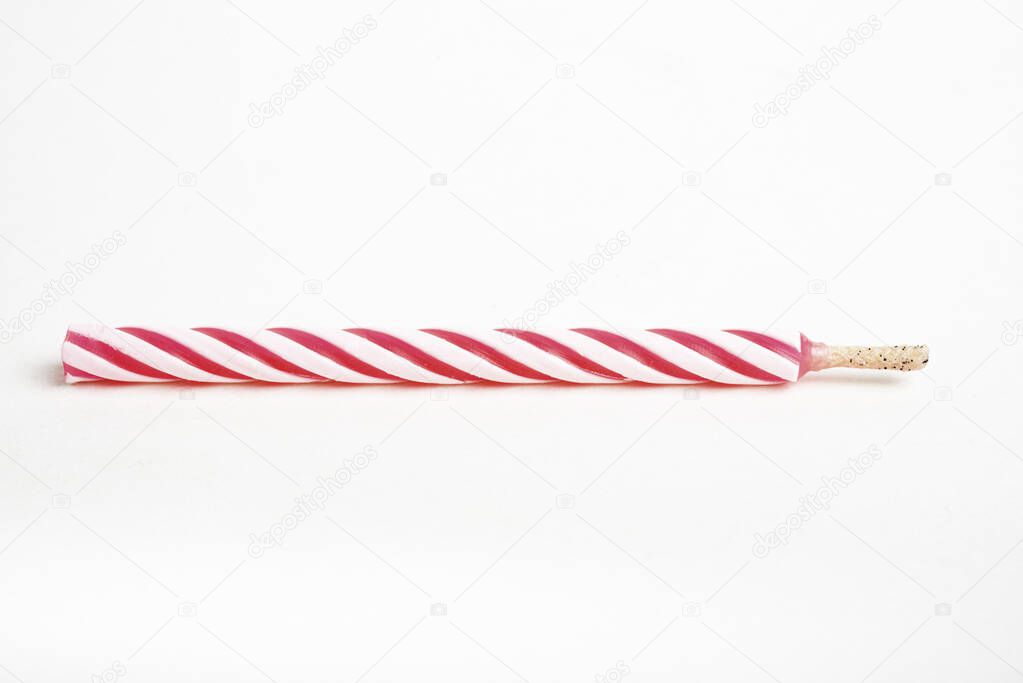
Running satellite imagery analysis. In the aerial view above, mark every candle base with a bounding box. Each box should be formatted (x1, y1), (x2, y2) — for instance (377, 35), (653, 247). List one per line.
(806, 340), (929, 373)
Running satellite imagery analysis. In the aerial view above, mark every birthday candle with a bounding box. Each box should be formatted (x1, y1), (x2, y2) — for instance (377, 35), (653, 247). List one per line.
(61, 324), (928, 385)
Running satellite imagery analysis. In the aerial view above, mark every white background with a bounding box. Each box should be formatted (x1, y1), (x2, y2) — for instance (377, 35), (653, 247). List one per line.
(2, 0), (1022, 681)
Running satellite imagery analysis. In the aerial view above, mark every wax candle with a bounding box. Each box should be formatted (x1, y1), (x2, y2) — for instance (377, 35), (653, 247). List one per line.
(62, 324), (928, 385)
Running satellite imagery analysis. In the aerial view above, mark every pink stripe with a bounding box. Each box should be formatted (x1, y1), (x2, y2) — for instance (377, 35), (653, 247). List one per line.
(346, 329), (483, 382)
(649, 329), (785, 383)
(63, 362), (103, 382)
(119, 327), (251, 380)
(423, 329), (555, 381)
(724, 329), (801, 365)
(66, 331), (179, 380)
(195, 328), (326, 381)
(497, 329), (625, 381)
(269, 328), (401, 381)
(572, 328), (708, 382)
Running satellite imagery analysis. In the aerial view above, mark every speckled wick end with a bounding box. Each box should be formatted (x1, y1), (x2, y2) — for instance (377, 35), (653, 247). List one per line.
(808, 341), (929, 373)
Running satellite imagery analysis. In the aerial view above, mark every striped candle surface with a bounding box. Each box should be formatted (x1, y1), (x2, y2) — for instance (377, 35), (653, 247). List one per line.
(62, 325), (807, 385)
